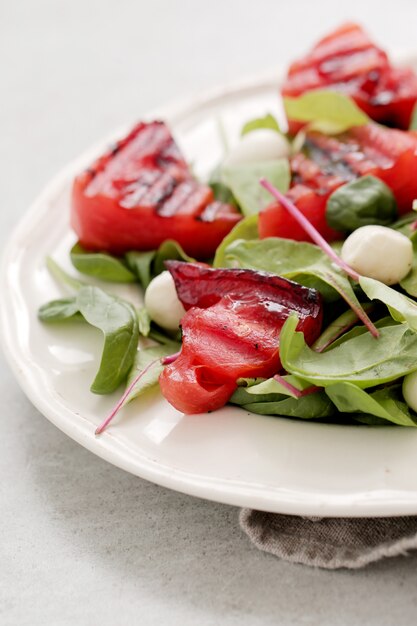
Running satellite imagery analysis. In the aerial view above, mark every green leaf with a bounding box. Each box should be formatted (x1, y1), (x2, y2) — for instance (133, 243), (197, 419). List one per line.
(221, 159), (290, 216)
(409, 103), (417, 131)
(76, 286), (139, 394)
(208, 164), (236, 204)
(152, 240), (194, 276)
(284, 90), (369, 134)
(326, 176), (397, 232)
(38, 297), (82, 323)
(318, 316), (395, 352)
(400, 238), (417, 297)
(46, 256), (84, 291)
(70, 243), (136, 283)
(125, 240), (193, 289)
(241, 113), (281, 136)
(326, 383), (417, 427)
(125, 341), (180, 404)
(279, 315), (417, 389)
(136, 307), (151, 337)
(388, 211), (416, 236)
(220, 237), (363, 306)
(213, 214), (259, 268)
(311, 307), (372, 352)
(230, 378), (334, 419)
(125, 251), (155, 289)
(359, 276), (417, 330)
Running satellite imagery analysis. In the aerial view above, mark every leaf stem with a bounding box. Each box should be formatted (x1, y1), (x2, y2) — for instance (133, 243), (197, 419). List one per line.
(259, 179), (360, 281)
(259, 178), (379, 338)
(273, 374), (320, 398)
(95, 357), (162, 435)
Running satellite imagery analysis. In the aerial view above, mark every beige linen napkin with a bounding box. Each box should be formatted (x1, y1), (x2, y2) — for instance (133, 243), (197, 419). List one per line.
(240, 509), (417, 569)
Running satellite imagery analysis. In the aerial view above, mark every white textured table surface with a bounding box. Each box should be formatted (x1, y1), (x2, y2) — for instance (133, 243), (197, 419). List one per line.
(2, 2), (417, 624)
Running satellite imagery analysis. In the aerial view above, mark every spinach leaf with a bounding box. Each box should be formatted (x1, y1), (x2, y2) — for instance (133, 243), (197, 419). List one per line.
(125, 250), (155, 288)
(152, 240), (194, 275)
(70, 243), (136, 283)
(311, 307), (371, 352)
(230, 380), (334, 419)
(400, 237), (417, 297)
(221, 159), (290, 216)
(233, 374), (315, 404)
(279, 315), (417, 389)
(38, 297), (82, 323)
(326, 383), (417, 427)
(241, 113), (281, 136)
(213, 214), (259, 268)
(136, 307), (151, 337)
(359, 276), (417, 330)
(125, 340), (180, 405)
(283, 90), (369, 134)
(220, 237), (363, 305)
(46, 256), (84, 291)
(76, 286), (139, 394)
(319, 316), (395, 352)
(326, 176), (397, 232)
(125, 240), (192, 289)
(208, 164), (236, 204)
(389, 211), (416, 236)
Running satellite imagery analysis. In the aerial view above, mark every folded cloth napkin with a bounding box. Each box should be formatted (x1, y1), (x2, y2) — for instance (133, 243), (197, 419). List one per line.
(240, 509), (417, 569)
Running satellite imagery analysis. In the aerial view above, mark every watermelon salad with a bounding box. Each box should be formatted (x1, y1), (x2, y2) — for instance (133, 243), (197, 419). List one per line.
(38, 22), (417, 432)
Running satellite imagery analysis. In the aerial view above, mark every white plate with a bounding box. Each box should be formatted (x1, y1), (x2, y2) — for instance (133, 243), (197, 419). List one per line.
(3, 66), (417, 518)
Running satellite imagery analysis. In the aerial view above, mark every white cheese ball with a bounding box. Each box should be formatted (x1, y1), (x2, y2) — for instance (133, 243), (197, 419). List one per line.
(223, 129), (290, 167)
(341, 225), (413, 285)
(402, 371), (417, 413)
(144, 271), (186, 331)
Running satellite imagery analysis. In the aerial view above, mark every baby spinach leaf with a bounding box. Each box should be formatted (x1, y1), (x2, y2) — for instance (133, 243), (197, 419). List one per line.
(359, 276), (417, 330)
(326, 176), (397, 232)
(312, 307), (370, 352)
(400, 238), (417, 297)
(220, 237), (360, 303)
(125, 251), (155, 288)
(213, 214), (259, 268)
(230, 383), (334, 419)
(388, 211), (416, 236)
(70, 243), (136, 283)
(241, 113), (281, 136)
(125, 240), (192, 289)
(221, 159), (290, 216)
(325, 383), (417, 427)
(283, 90), (369, 134)
(76, 286), (139, 394)
(232, 374), (313, 404)
(319, 316), (395, 352)
(46, 256), (84, 291)
(209, 164), (236, 204)
(38, 297), (82, 323)
(136, 307), (151, 337)
(125, 340), (180, 405)
(279, 315), (417, 389)
(152, 240), (194, 276)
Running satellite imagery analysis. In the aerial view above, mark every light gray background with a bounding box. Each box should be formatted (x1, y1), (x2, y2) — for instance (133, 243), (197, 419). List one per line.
(2, 1), (417, 624)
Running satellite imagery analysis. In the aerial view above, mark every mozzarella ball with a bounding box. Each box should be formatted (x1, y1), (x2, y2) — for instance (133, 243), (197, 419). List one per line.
(223, 129), (290, 167)
(144, 271), (186, 331)
(402, 371), (417, 413)
(341, 225), (413, 285)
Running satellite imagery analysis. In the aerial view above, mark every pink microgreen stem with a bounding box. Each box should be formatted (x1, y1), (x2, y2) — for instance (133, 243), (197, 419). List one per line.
(259, 178), (379, 339)
(259, 178), (360, 282)
(95, 352), (178, 435)
(273, 374), (320, 398)
(161, 351), (180, 365)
